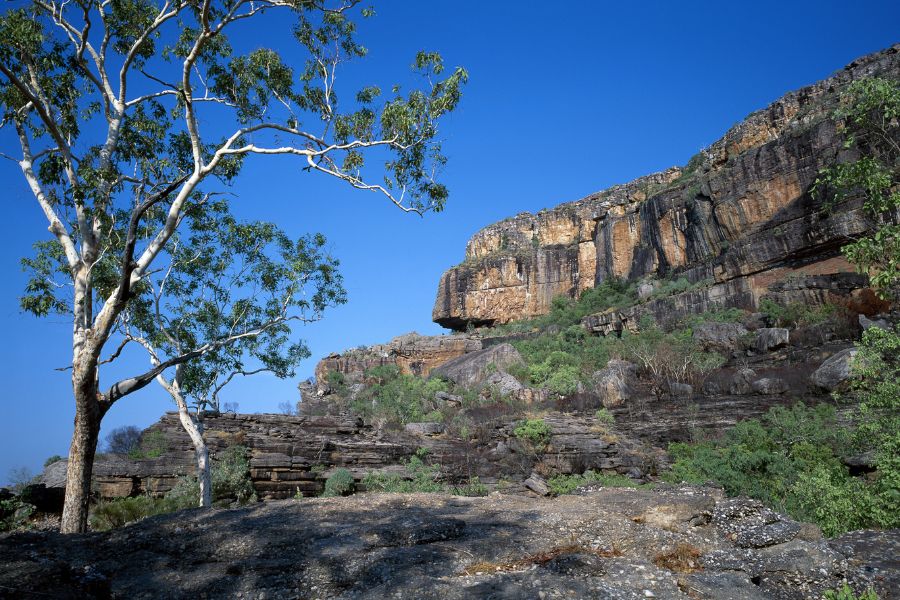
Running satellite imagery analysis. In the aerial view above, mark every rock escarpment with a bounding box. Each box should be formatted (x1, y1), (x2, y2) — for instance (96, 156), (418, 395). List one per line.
(433, 44), (900, 330)
(2, 486), (896, 599)
(41, 411), (659, 501)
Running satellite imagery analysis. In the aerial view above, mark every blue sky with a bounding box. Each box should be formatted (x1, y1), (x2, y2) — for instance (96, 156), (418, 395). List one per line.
(1, 0), (898, 484)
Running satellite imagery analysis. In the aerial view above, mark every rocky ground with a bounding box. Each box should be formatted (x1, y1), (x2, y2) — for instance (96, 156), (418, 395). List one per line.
(0, 485), (896, 600)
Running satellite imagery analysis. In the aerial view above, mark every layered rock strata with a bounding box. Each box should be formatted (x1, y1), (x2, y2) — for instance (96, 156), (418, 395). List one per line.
(433, 44), (900, 330)
(42, 411), (656, 501)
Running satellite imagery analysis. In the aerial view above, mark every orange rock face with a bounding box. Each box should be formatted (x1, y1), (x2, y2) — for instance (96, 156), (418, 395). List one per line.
(433, 44), (900, 331)
(314, 332), (482, 391)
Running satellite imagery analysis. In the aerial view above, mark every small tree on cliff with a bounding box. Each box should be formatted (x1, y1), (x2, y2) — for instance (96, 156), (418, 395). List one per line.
(814, 77), (900, 299)
(126, 202), (343, 507)
(1, 0), (466, 533)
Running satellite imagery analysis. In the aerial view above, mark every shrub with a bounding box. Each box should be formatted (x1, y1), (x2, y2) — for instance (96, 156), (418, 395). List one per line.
(89, 495), (183, 531)
(452, 476), (489, 497)
(663, 400), (900, 536)
(544, 365), (581, 396)
(595, 408), (615, 426)
(362, 450), (444, 494)
(514, 419), (552, 447)
(93, 445), (258, 530)
(824, 584), (879, 600)
(0, 498), (35, 531)
(547, 470), (639, 495)
(323, 468), (355, 497)
(620, 326), (724, 395)
(43, 455), (64, 468)
(128, 429), (168, 459)
(352, 366), (450, 425)
(758, 299), (847, 329)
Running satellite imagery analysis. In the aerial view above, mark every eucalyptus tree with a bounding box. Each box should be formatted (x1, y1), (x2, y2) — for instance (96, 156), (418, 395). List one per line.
(0, 0), (466, 532)
(127, 203), (343, 508)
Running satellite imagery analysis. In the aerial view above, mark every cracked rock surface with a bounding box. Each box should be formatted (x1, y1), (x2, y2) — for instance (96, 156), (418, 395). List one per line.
(0, 485), (895, 599)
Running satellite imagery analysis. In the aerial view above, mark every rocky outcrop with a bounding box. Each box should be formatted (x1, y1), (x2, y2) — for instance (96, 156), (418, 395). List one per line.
(2, 486), (895, 599)
(434, 44), (900, 331)
(430, 343), (525, 388)
(40, 411), (657, 502)
(313, 332), (481, 393)
(810, 347), (859, 391)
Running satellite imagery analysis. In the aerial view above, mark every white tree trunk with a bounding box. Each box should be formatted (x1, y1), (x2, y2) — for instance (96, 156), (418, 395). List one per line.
(174, 400), (212, 508)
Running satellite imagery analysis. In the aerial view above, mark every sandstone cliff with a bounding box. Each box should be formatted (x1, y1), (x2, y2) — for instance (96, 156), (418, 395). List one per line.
(433, 44), (900, 330)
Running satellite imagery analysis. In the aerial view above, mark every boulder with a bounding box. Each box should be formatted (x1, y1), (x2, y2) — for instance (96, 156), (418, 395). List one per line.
(38, 459), (68, 489)
(693, 321), (748, 354)
(637, 281), (656, 300)
(810, 348), (858, 391)
(523, 473), (550, 496)
(404, 423), (445, 437)
(669, 382), (694, 398)
(430, 343), (525, 389)
(751, 377), (788, 395)
(859, 314), (891, 331)
(434, 391), (463, 406)
(755, 328), (790, 352)
(741, 312), (770, 331)
(729, 367), (756, 395)
(591, 359), (637, 407)
(482, 371), (524, 396)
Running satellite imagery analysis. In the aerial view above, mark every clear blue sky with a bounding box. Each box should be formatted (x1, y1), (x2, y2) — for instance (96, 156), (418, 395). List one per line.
(1, 0), (898, 484)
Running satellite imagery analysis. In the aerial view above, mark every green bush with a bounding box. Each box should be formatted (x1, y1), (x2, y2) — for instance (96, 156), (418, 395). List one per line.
(351, 366), (450, 425)
(89, 495), (185, 531)
(758, 299), (845, 329)
(362, 450), (444, 494)
(544, 365), (581, 396)
(548, 470), (640, 495)
(824, 584), (879, 600)
(595, 408), (615, 426)
(43, 455), (64, 468)
(323, 468), (355, 497)
(514, 418), (552, 447)
(92, 445), (257, 530)
(664, 392), (900, 537)
(0, 498), (35, 531)
(451, 476), (489, 497)
(128, 429), (168, 460)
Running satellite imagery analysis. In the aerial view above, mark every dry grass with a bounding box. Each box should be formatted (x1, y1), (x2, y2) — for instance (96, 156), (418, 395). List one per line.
(653, 543), (703, 573)
(461, 544), (622, 576)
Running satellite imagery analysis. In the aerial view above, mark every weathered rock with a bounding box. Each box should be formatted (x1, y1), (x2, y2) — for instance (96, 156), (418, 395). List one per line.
(741, 312), (770, 331)
(481, 370), (524, 396)
(810, 348), (858, 391)
(754, 328), (790, 353)
(591, 359), (637, 407)
(750, 377), (788, 395)
(430, 343), (525, 389)
(404, 423), (445, 437)
(729, 367), (756, 395)
(859, 314), (891, 331)
(1, 486), (893, 599)
(669, 382), (694, 398)
(434, 391), (463, 406)
(693, 321), (748, 354)
(434, 45), (900, 331)
(712, 497), (801, 549)
(315, 332), (481, 393)
(523, 473), (550, 496)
